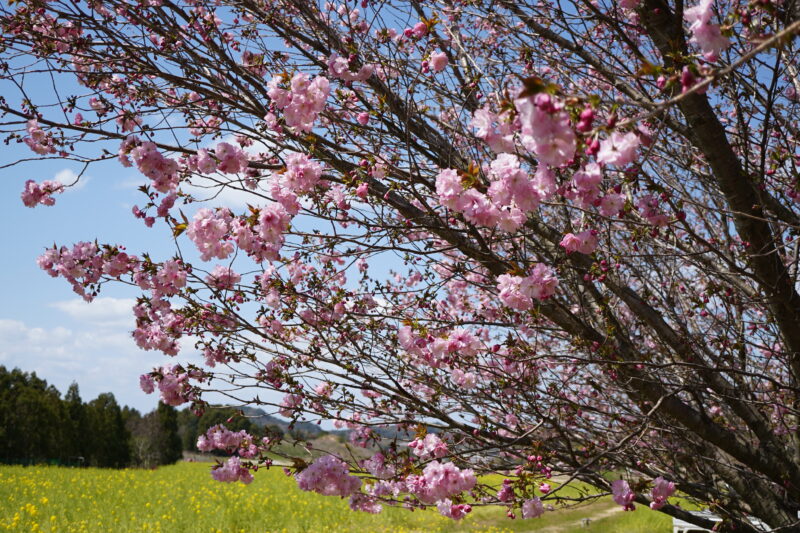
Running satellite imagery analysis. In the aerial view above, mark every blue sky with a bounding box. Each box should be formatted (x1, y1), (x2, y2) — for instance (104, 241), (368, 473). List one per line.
(0, 112), (330, 414)
(0, 36), (404, 416)
(0, 143), (174, 411)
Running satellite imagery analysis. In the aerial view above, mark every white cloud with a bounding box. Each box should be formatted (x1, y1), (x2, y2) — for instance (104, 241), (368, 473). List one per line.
(54, 168), (90, 191)
(0, 311), (236, 411)
(112, 135), (286, 211)
(50, 297), (136, 327)
(183, 176), (269, 210)
(0, 315), (165, 411)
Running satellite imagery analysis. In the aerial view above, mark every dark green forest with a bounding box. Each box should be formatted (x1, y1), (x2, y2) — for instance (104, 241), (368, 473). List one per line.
(0, 366), (278, 468)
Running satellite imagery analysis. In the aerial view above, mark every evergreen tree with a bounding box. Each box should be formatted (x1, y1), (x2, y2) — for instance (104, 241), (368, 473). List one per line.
(176, 408), (198, 452)
(155, 402), (183, 465)
(0, 367), (67, 463)
(86, 393), (130, 467)
(64, 382), (88, 464)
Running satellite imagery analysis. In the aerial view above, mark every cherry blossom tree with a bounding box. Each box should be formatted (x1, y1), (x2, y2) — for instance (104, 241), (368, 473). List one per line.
(3, 0), (800, 529)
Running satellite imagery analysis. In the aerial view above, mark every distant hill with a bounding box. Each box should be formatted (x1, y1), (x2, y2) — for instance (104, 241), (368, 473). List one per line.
(240, 406), (326, 436)
(238, 406), (435, 444)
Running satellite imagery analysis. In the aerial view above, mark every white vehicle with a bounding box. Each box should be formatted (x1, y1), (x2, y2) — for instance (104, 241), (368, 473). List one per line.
(672, 511), (720, 533)
(673, 510), (770, 533)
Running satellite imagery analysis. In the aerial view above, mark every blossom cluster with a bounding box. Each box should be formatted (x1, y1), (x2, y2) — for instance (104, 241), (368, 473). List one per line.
(295, 455), (362, 497)
(515, 93), (576, 167)
(405, 461), (477, 504)
(559, 230), (598, 255)
(21, 179), (64, 207)
(649, 477), (676, 510)
(496, 265), (559, 311)
(186, 205), (291, 264)
(205, 265), (241, 290)
(132, 298), (183, 355)
(267, 73), (330, 132)
(327, 53), (375, 82)
(139, 364), (202, 406)
(213, 142), (249, 174)
(522, 497), (545, 518)
(611, 479), (636, 511)
(437, 124), (637, 237)
(187, 208), (235, 261)
(270, 152), (324, 215)
(37, 242), (135, 302)
(197, 424), (258, 458)
(361, 452), (396, 479)
(129, 140), (180, 193)
(470, 106), (515, 153)
(408, 434), (448, 460)
(437, 500), (472, 520)
(212, 456), (254, 484)
(398, 325), (485, 372)
(685, 0), (730, 61)
(23, 119), (56, 155)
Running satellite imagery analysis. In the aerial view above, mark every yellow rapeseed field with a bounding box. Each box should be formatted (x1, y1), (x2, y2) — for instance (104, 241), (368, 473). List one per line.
(0, 462), (672, 532)
(0, 462), (515, 533)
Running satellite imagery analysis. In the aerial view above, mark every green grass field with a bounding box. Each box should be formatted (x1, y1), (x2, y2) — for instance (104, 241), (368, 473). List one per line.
(0, 462), (672, 532)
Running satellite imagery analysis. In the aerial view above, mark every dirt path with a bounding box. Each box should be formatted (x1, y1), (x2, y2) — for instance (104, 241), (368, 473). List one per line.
(524, 505), (622, 533)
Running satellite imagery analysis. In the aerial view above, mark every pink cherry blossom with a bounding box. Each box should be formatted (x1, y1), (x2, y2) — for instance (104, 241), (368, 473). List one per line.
(282, 152), (323, 194)
(211, 456), (254, 484)
(497, 479), (515, 502)
(37, 241), (135, 302)
(684, 0), (730, 61)
(144, 364), (201, 406)
(349, 493), (383, 514)
(637, 194), (670, 227)
(522, 497), (544, 518)
(362, 452), (396, 479)
(458, 189), (501, 227)
(327, 53), (375, 82)
(268, 73), (330, 132)
(470, 107), (515, 153)
(405, 460), (476, 504)
(597, 131), (640, 167)
(139, 374), (155, 394)
(618, 0), (640, 9)
(214, 142), (249, 174)
(487, 154), (539, 212)
(408, 434), (448, 460)
(197, 424), (258, 457)
(257, 203), (291, 247)
(435, 168), (465, 210)
(295, 455), (362, 496)
(154, 260), (187, 296)
(649, 477), (675, 510)
(497, 265), (559, 311)
(187, 208), (235, 261)
(205, 265), (241, 289)
(430, 52), (448, 73)
(129, 141), (180, 193)
(451, 368), (478, 389)
(599, 191), (626, 217)
(21, 179), (64, 207)
(437, 500), (472, 520)
(23, 119), (56, 155)
(611, 479), (636, 510)
(412, 22), (428, 38)
(559, 230), (598, 255)
(515, 93), (576, 167)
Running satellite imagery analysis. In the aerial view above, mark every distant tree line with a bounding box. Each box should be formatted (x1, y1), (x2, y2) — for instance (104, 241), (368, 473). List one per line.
(0, 366), (286, 468)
